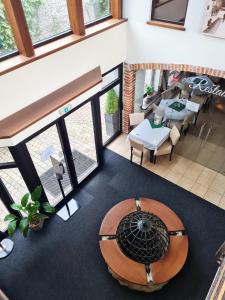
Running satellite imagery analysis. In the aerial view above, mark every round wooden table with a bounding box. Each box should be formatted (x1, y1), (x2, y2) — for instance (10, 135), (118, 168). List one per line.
(99, 198), (188, 292)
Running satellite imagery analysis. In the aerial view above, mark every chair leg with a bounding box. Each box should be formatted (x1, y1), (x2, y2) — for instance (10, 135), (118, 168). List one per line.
(130, 147), (133, 162)
(170, 146), (174, 161)
(140, 152), (143, 166)
(154, 156), (157, 164)
(195, 111), (200, 126)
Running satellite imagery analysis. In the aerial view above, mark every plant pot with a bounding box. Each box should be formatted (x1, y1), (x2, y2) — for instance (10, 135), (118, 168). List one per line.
(29, 219), (44, 231)
(105, 111), (119, 137)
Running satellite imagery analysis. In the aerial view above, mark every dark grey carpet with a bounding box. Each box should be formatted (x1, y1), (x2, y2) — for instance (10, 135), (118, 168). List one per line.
(0, 149), (225, 300)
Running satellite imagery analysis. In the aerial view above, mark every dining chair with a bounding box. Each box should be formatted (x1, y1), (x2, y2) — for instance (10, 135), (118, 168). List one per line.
(168, 112), (195, 137)
(129, 138), (144, 166)
(129, 113), (144, 127)
(152, 103), (158, 112)
(153, 126), (180, 164)
(154, 107), (165, 125)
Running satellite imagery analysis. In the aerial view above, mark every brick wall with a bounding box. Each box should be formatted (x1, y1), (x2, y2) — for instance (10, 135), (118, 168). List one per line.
(122, 62), (225, 133)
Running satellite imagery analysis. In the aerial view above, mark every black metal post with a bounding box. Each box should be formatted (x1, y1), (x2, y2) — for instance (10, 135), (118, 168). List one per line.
(56, 118), (78, 189)
(91, 95), (103, 166)
(9, 144), (48, 203)
(57, 178), (70, 217)
(0, 178), (21, 218)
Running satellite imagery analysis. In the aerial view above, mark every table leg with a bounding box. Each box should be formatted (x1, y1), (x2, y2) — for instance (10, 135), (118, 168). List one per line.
(149, 150), (154, 163)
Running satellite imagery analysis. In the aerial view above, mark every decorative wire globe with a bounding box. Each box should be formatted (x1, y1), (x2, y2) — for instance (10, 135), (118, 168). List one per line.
(116, 211), (170, 264)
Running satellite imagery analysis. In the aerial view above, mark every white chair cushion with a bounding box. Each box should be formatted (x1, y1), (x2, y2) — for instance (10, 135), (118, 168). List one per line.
(169, 121), (182, 131)
(129, 113), (144, 126)
(154, 141), (172, 156)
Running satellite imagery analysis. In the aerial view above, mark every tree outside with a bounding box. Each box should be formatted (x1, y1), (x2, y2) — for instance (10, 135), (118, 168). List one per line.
(0, 0), (110, 57)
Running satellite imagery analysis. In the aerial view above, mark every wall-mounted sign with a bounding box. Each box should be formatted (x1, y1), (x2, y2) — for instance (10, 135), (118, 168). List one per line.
(183, 76), (225, 98)
(59, 104), (72, 116)
(189, 80), (225, 98)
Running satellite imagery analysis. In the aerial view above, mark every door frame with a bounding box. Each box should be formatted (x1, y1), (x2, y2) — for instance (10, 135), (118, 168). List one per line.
(0, 63), (124, 232)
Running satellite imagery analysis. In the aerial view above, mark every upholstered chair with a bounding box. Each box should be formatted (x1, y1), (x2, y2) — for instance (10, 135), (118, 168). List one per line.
(129, 138), (145, 166)
(129, 113), (145, 127)
(154, 126), (180, 164)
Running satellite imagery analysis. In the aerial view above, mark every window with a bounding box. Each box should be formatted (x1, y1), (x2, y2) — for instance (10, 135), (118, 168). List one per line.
(0, 168), (29, 204)
(0, 0), (17, 59)
(151, 0), (189, 25)
(26, 125), (72, 206)
(0, 147), (14, 163)
(102, 68), (119, 89)
(0, 199), (9, 232)
(83, 0), (111, 25)
(21, 0), (71, 45)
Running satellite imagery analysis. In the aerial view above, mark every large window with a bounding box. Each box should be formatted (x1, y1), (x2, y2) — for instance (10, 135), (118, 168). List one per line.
(0, 0), (17, 59)
(21, 0), (71, 45)
(83, 0), (111, 25)
(151, 0), (189, 25)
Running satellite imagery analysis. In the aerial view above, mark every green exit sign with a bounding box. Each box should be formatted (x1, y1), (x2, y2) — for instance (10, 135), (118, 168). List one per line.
(59, 104), (72, 116)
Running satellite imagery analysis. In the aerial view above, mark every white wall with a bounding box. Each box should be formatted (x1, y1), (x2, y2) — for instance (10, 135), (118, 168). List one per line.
(0, 23), (127, 120)
(123, 0), (225, 71)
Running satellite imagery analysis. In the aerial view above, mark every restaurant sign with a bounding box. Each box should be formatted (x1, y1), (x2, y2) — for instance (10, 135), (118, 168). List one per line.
(189, 80), (225, 97)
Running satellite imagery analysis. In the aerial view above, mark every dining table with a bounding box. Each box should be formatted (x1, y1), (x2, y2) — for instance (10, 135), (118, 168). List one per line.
(128, 119), (171, 162)
(159, 98), (193, 122)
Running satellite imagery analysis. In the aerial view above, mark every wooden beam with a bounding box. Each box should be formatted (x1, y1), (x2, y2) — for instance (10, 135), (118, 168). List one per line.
(3, 0), (34, 57)
(0, 67), (102, 139)
(67, 0), (85, 35)
(111, 0), (122, 19)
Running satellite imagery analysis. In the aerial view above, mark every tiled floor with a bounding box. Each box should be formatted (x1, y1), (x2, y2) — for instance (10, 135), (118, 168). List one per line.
(175, 96), (225, 175)
(107, 133), (225, 211)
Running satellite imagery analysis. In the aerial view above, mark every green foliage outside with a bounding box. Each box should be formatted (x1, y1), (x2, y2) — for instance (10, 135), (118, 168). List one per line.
(90, 0), (110, 18)
(0, 1), (16, 51)
(20, 0), (44, 43)
(0, 0), (109, 53)
(4, 186), (55, 237)
(105, 89), (119, 115)
(0, 0), (43, 52)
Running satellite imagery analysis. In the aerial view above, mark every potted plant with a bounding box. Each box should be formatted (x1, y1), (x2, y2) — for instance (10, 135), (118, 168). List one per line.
(4, 186), (55, 237)
(145, 84), (154, 99)
(142, 85), (154, 110)
(104, 88), (119, 136)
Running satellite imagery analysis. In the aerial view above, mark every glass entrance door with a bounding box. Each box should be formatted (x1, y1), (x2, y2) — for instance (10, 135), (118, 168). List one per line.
(64, 101), (98, 183)
(99, 84), (121, 145)
(26, 125), (73, 206)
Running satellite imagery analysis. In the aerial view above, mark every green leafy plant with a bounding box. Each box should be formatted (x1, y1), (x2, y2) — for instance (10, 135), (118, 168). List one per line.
(105, 89), (119, 115)
(145, 84), (154, 96)
(4, 186), (55, 237)
(0, 1), (16, 51)
(0, 0), (43, 53)
(90, 0), (110, 18)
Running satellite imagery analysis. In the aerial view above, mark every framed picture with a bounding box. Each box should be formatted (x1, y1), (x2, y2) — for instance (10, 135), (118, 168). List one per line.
(203, 0), (225, 39)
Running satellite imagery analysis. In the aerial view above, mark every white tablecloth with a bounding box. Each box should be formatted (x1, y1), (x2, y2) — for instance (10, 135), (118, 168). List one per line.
(159, 99), (192, 121)
(128, 119), (171, 150)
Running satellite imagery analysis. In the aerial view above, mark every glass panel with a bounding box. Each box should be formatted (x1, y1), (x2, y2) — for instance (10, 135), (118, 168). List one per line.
(0, 147), (14, 163)
(0, 169), (29, 204)
(83, 0), (111, 24)
(21, 0), (70, 44)
(102, 68), (119, 89)
(100, 85), (120, 144)
(26, 125), (72, 206)
(0, 0), (17, 58)
(0, 199), (9, 232)
(152, 0), (189, 25)
(65, 102), (98, 183)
